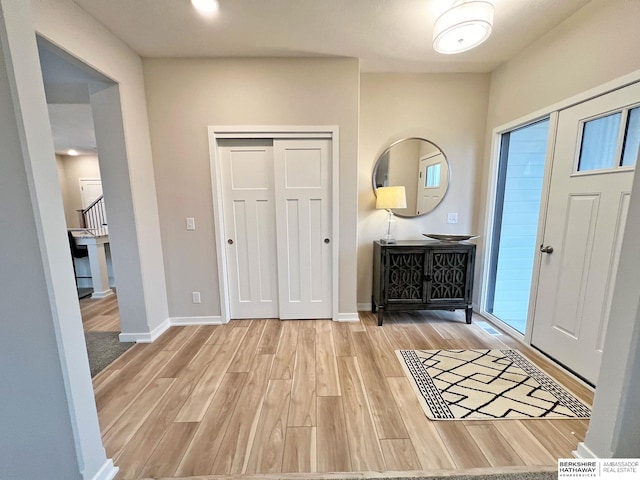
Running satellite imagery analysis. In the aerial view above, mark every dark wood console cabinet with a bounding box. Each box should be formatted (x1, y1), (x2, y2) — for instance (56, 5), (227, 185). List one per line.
(372, 240), (476, 326)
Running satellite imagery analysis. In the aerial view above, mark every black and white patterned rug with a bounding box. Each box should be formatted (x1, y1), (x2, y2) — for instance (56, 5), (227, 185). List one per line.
(396, 349), (591, 420)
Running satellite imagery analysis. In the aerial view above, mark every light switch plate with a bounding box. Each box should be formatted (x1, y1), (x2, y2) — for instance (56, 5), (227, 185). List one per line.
(186, 217), (196, 231)
(447, 213), (458, 224)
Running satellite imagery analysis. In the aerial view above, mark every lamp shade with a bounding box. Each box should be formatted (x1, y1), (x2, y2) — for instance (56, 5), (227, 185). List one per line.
(433, 0), (494, 54)
(376, 186), (407, 210)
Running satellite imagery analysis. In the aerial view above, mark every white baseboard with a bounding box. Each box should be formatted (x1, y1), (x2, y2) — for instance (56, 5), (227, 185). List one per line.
(574, 442), (598, 459)
(89, 459), (118, 480)
(170, 315), (224, 325)
(90, 289), (114, 299)
(335, 312), (360, 322)
(357, 302), (372, 312)
(119, 318), (170, 343)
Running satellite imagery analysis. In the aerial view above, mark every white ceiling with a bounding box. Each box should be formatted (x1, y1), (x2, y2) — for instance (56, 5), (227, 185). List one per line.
(72, 0), (591, 73)
(49, 0), (592, 154)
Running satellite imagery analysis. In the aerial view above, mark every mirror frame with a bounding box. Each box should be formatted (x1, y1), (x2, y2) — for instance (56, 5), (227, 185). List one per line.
(372, 137), (451, 218)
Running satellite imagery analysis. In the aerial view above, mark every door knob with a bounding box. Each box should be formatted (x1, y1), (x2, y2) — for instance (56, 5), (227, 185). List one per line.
(228, 239), (234, 245)
(540, 245), (554, 254)
(324, 238), (330, 244)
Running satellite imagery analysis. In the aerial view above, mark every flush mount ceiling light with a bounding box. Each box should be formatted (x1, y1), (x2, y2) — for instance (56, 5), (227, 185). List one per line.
(191, 0), (219, 15)
(433, 0), (494, 54)
(67, 149), (79, 156)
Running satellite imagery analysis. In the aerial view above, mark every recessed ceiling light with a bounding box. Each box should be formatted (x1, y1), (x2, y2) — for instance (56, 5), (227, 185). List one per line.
(191, 0), (219, 15)
(68, 149), (79, 156)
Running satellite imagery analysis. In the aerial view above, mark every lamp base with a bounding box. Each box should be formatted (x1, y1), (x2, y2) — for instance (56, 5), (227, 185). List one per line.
(380, 235), (397, 244)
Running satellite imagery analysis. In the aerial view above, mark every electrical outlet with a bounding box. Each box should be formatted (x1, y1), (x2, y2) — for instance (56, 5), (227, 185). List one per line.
(192, 291), (201, 304)
(186, 217), (196, 231)
(447, 213), (458, 224)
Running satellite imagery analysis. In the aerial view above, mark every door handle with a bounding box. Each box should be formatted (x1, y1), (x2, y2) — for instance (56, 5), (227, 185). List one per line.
(228, 239), (234, 245)
(540, 245), (554, 254)
(324, 238), (330, 244)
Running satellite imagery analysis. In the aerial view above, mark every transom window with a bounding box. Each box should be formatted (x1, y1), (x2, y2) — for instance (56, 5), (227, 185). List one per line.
(577, 105), (640, 172)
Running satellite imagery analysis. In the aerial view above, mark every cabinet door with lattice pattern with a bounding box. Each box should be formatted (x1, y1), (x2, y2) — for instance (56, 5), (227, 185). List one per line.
(426, 249), (472, 303)
(383, 250), (427, 304)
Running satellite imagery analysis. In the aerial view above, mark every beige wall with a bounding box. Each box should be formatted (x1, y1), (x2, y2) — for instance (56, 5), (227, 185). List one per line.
(56, 154), (100, 228)
(143, 57), (359, 318)
(358, 73), (490, 306)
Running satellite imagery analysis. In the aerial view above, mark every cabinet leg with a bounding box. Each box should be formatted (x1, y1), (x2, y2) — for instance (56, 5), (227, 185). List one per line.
(465, 307), (473, 324)
(377, 309), (384, 326)
(371, 296), (377, 313)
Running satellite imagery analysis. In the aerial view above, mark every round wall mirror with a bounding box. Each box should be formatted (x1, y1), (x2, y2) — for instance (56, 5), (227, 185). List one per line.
(372, 137), (450, 218)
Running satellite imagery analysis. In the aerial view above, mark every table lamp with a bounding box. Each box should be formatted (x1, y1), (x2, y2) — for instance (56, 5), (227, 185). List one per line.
(376, 186), (406, 244)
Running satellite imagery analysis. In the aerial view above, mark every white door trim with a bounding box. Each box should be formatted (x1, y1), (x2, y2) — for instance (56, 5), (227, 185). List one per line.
(208, 125), (340, 323)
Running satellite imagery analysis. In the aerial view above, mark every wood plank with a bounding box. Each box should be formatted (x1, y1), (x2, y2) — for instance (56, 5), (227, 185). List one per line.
(211, 354), (274, 474)
(366, 326), (405, 377)
(386, 377), (456, 470)
(245, 379), (292, 473)
(98, 350), (175, 434)
(316, 320), (341, 396)
(270, 320), (299, 380)
(139, 422), (198, 478)
(205, 323), (232, 345)
(113, 344), (218, 479)
(434, 422), (491, 469)
(282, 427), (316, 473)
(103, 377), (175, 458)
(256, 319), (283, 355)
(493, 420), (557, 465)
(332, 321), (355, 356)
(228, 321), (267, 372)
(351, 331), (408, 439)
(174, 372), (247, 476)
(288, 321), (316, 427)
(157, 326), (213, 378)
(316, 396), (351, 473)
(521, 420), (581, 458)
(380, 439), (422, 471)
(161, 325), (200, 351)
(337, 356), (386, 472)
(465, 424), (525, 467)
(549, 418), (590, 443)
(175, 326), (247, 422)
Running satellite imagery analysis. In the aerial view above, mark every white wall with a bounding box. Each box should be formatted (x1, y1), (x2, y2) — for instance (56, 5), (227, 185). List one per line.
(33, 0), (169, 340)
(142, 57), (359, 319)
(358, 73), (490, 306)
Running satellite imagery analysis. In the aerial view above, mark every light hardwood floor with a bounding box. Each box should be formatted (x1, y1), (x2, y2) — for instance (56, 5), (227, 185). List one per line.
(89, 307), (592, 480)
(80, 293), (120, 332)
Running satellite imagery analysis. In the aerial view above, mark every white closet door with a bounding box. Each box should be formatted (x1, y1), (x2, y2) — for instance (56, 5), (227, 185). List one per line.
(220, 140), (279, 319)
(531, 82), (639, 384)
(274, 139), (332, 319)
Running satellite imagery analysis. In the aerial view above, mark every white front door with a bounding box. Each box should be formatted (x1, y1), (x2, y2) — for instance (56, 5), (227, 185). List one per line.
(274, 139), (332, 319)
(416, 152), (446, 215)
(219, 138), (332, 320)
(220, 140), (279, 319)
(531, 83), (640, 384)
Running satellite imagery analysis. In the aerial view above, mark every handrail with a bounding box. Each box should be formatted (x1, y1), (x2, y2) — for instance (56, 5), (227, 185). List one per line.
(78, 194), (107, 230)
(82, 193), (104, 214)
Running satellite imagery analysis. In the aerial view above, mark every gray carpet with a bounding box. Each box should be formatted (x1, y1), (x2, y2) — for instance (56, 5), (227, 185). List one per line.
(84, 331), (134, 377)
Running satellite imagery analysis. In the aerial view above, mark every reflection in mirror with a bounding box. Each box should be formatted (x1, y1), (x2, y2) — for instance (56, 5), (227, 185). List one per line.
(373, 138), (450, 217)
